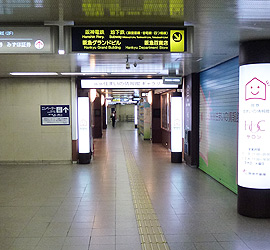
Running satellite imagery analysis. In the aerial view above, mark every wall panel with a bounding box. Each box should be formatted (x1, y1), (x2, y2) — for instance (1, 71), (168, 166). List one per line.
(0, 78), (72, 163)
(199, 57), (239, 193)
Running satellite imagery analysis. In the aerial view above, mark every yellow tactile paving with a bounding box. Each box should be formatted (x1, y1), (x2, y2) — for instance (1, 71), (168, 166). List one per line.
(121, 135), (170, 250)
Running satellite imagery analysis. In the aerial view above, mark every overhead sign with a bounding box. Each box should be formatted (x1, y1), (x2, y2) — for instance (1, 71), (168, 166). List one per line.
(81, 79), (179, 89)
(163, 77), (182, 85)
(238, 63), (270, 189)
(0, 27), (52, 53)
(72, 27), (186, 53)
(41, 105), (70, 126)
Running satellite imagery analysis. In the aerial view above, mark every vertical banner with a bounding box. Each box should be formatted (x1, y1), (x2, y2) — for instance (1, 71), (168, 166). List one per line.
(134, 104), (138, 128)
(171, 94), (183, 153)
(238, 64), (270, 189)
(78, 97), (90, 154)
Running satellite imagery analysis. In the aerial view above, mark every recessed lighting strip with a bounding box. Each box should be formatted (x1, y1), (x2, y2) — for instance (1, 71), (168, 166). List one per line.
(10, 72), (58, 76)
(61, 72), (108, 76)
(110, 72), (158, 75)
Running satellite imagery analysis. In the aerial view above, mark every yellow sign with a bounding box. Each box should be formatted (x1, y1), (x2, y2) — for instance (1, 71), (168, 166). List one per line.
(170, 30), (185, 52)
(72, 27), (186, 53)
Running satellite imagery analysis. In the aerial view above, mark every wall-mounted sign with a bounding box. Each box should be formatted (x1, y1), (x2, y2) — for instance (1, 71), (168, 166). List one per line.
(238, 63), (270, 189)
(72, 27), (186, 53)
(0, 27), (52, 53)
(41, 105), (70, 125)
(81, 79), (179, 89)
(163, 77), (182, 85)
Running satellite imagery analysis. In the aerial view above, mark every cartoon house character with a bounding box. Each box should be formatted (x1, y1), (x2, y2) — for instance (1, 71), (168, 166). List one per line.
(245, 77), (266, 101)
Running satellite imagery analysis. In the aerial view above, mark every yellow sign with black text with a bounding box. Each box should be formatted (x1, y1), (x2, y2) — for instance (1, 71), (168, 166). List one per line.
(72, 27), (186, 53)
(170, 30), (185, 52)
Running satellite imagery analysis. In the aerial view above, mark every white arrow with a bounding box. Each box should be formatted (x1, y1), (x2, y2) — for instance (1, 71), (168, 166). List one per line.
(63, 107), (69, 113)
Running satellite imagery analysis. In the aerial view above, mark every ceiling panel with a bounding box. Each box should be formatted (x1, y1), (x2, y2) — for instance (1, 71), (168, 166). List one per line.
(0, 0), (269, 81)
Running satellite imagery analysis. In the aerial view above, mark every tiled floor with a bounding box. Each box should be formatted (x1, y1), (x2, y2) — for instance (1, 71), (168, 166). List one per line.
(1, 122), (270, 250)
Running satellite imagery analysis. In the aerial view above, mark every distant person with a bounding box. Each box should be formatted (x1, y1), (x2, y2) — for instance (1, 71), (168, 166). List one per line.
(111, 111), (116, 127)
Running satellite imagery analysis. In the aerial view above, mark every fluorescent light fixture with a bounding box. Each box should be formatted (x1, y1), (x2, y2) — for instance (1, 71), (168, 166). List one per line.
(110, 72), (158, 75)
(10, 72), (58, 76)
(134, 105), (138, 126)
(61, 72), (108, 76)
(58, 49), (65, 55)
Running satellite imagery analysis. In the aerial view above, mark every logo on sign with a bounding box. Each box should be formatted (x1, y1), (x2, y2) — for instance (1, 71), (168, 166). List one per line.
(35, 40), (45, 50)
(172, 32), (183, 42)
(170, 30), (185, 53)
(245, 77), (266, 101)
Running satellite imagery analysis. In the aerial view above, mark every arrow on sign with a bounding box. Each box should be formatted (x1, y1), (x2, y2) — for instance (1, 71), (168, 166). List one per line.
(172, 32), (182, 42)
(63, 107), (69, 113)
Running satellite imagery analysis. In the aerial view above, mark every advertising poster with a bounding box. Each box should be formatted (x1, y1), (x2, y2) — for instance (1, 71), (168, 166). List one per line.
(199, 58), (239, 193)
(238, 64), (270, 189)
(144, 102), (151, 140)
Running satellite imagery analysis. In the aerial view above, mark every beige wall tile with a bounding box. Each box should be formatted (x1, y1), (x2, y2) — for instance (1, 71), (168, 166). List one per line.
(41, 133), (72, 161)
(0, 78), (72, 163)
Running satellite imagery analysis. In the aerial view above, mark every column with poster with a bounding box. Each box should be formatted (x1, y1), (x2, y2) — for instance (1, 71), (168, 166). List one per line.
(171, 92), (183, 163)
(238, 63), (270, 217)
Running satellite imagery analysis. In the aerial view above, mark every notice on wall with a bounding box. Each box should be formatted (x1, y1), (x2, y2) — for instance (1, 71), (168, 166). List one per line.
(72, 27), (186, 53)
(41, 105), (70, 126)
(238, 64), (270, 189)
(0, 27), (52, 53)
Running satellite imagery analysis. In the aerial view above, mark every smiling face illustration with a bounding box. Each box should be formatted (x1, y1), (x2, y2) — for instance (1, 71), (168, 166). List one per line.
(245, 77), (266, 101)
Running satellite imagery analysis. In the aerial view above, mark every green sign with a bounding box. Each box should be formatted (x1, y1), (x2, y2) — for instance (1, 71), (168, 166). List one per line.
(72, 27), (186, 53)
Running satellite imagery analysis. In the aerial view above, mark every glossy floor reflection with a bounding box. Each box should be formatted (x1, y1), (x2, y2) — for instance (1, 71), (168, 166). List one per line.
(1, 122), (270, 250)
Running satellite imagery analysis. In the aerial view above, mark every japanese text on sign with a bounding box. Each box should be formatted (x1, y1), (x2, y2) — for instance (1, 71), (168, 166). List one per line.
(72, 27), (186, 53)
(41, 105), (70, 126)
(238, 64), (270, 189)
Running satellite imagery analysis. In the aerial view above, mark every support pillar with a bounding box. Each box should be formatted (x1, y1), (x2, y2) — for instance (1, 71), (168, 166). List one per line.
(238, 40), (270, 218)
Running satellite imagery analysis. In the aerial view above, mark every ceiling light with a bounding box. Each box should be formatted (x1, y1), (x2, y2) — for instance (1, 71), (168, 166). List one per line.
(110, 72), (158, 75)
(58, 50), (65, 55)
(61, 72), (108, 76)
(10, 72), (58, 76)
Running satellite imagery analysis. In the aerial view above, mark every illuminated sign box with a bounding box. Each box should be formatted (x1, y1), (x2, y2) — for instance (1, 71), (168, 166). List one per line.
(78, 97), (90, 154)
(81, 79), (179, 89)
(40, 105), (70, 126)
(163, 77), (182, 86)
(0, 27), (52, 53)
(72, 27), (186, 53)
(238, 63), (270, 189)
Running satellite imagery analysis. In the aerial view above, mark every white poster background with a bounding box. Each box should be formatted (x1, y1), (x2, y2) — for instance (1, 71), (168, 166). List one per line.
(78, 97), (90, 154)
(171, 96), (183, 152)
(238, 64), (270, 189)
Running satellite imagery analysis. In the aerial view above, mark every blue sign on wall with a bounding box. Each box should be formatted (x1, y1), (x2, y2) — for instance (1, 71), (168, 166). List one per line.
(41, 105), (70, 126)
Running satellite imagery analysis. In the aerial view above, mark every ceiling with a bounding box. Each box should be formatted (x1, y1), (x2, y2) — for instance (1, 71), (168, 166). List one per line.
(0, 0), (270, 80)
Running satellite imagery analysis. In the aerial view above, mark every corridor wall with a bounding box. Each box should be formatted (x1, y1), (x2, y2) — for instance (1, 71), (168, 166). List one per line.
(199, 57), (239, 193)
(0, 78), (72, 163)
